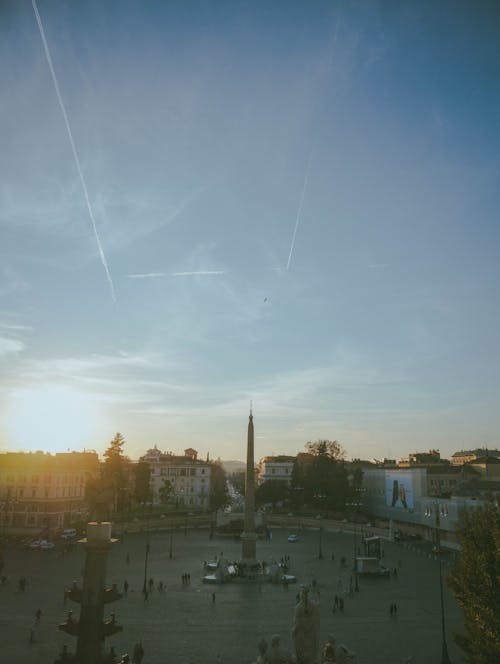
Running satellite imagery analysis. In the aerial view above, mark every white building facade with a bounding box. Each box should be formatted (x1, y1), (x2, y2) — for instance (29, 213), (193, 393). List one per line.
(140, 447), (211, 509)
(257, 455), (295, 485)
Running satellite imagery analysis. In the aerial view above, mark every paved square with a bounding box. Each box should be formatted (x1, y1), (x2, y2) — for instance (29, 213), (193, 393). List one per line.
(0, 526), (463, 663)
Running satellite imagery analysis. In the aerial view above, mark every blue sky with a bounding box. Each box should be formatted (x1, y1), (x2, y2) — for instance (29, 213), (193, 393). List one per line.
(1, 0), (499, 461)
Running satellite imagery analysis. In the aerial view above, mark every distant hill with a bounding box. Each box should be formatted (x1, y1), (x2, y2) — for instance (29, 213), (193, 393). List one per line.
(222, 459), (246, 474)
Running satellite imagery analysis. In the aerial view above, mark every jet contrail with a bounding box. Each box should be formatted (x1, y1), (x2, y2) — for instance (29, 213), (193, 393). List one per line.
(125, 270), (226, 279)
(286, 152), (313, 271)
(32, 0), (116, 302)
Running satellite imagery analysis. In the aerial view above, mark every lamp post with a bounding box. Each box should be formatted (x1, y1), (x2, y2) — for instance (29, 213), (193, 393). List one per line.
(142, 541), (150, 595)
(425, 502), (451, 664)
(318, 526), (323, 559)
(353, 523), (359, 591)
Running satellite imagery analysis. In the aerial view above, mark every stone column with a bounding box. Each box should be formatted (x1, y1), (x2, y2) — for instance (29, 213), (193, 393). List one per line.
(58, 522), (122, 663)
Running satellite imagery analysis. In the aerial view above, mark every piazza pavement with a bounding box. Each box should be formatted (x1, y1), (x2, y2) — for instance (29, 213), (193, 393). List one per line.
(0, 521), (464, 663)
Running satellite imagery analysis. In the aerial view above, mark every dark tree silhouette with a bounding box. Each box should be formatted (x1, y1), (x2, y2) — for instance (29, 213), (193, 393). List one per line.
(448, 500), (500, 663)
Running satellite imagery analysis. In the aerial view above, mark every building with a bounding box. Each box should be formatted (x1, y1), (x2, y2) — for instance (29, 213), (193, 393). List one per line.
(0, 451), (100, 533)
(408, 449), (444, 465)
(140, 446), (211, 509)
(257, 455), (296, 485)
(451, 447), (500, 466)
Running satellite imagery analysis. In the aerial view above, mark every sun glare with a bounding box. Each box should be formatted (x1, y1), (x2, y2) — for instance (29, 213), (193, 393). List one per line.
(6, 386), (101, 453)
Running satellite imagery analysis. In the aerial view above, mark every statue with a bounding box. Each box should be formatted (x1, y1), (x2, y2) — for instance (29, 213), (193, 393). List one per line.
(268, 634), (293, 664)
(255, 638), (269, 664)
(85, 478), (115, 523)
(292, 586), (320, 664)
(321, 634), (356, 664)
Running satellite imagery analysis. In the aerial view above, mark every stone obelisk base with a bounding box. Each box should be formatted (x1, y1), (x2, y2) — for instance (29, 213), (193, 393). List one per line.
(241, 531), (257, 564)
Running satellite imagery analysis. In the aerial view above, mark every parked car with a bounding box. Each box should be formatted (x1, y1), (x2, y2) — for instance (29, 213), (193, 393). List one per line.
(287, 534), (299, 543)
(60, 528), (77, 539)
(29, 539), (55, 550)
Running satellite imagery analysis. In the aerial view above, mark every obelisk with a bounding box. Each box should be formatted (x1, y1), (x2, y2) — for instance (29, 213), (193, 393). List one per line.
(241, 407), (257, 563)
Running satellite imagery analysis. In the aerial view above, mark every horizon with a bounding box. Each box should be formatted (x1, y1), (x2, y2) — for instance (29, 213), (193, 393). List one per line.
(1, 1), (500, 462)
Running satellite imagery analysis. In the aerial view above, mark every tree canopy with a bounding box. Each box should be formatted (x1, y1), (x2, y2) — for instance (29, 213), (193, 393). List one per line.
(209, 460), (229, 511)
(133, 461), (152, 504)
(102, 432), (129, 512)
(255, 479), (289, 508)
(291, 440), (350, 512)
(448, 501), (500, 663)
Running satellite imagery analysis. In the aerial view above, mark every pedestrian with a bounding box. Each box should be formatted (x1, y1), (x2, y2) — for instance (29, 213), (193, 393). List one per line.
(187, 573), (191, 584)
(148, 577), (154, 592)
(393, 602), (398, 615)
(339, 597), (344, 613)
(123, 580), (129, 595)
(212, 592), (216, 604)
(35, 608), (42, 622)
(132, 641), (144, 664)
(334, 594), (339, 608)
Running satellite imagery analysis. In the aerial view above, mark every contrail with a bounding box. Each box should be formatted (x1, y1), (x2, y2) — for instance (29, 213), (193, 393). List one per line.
(32, 0), (116, 302)
(286, 152), (313, 271)
(125, 270), (225, 279)
(280, 9), (340, 274)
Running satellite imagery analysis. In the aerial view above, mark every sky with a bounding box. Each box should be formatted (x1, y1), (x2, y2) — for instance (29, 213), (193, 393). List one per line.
(1, 0), (500, 463)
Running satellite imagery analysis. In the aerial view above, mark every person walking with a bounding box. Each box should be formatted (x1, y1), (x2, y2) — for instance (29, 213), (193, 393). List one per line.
(123, 580), (129, 596)
(212, 592), (216, 604)
(35, 608), (42, 623)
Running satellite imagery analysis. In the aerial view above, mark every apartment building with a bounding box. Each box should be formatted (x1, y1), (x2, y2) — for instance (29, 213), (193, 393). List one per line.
(257, 455), (296, 485)
(0, 451), (100, 532)
(140, 446), (211, 509)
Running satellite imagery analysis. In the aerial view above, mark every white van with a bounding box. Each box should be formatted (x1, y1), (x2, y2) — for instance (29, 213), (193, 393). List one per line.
(60, 528), (77, 539)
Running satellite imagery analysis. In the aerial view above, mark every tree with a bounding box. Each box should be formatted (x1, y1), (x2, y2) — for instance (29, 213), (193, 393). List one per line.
(448, 501), (500, 663)
(292, 440), (350, 512)
(133, 462), (151, 505)
(305, 439), (345, 460)
(255, 479), (289, 508)
(158, 479), (174, 506)
(102, 433), (129, 512)
(209, 460), (230, 512)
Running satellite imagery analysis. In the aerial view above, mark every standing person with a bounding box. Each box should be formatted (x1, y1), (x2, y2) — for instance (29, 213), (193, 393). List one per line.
(212, 592), (216, 604)
(148, 577), (154, 593)
(35, 608), (42, 623)
(132, 641), (144, 664)
(123, 580), (129, 596)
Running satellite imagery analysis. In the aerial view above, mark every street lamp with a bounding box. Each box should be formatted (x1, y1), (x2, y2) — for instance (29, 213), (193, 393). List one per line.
(352, 523), (359, 591)
(142, 540), (150, 595)
(425, 502), (451, 664)
(169, 527), (173, 559)
(318, 526), (323, 559)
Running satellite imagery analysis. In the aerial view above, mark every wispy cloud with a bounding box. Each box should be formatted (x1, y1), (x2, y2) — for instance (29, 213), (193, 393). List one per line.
(124, 270), (226, 279)
(0, 323), (33, 332)
(0, 337), (25, 357)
